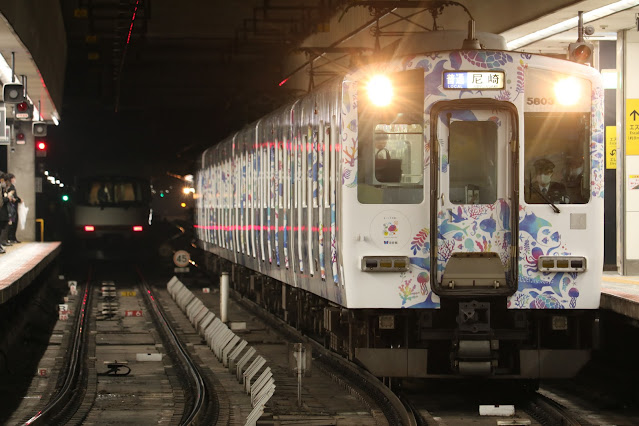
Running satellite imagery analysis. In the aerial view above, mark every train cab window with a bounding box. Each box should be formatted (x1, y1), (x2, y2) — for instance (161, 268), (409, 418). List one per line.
(524, 113), (590, 205)
(448, 121), (498, 205)
(81, 178), (149, 206)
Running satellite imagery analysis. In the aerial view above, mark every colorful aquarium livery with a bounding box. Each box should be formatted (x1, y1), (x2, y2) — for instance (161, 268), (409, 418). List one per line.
(195, 29), (603, 380)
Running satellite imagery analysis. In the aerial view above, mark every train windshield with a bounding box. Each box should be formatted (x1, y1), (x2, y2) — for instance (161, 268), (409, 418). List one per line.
(523, 113), (591, 204)
(78, 177), (151, 206)
(523, 69), (591, 205)
(358, 68), (424, 204)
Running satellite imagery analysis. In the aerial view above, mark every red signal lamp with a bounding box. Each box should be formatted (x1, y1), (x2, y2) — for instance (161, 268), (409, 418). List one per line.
(132, 225), (143, 232)
(16, 132), (25, 145)
(36, 141), (46, 150)
(84, 225), (95, 232)
(16, 101), (28, 112)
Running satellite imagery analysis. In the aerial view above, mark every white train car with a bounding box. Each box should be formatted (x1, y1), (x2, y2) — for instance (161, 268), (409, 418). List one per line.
(195, 31), (603, 379)
(73, 175), (153, 255)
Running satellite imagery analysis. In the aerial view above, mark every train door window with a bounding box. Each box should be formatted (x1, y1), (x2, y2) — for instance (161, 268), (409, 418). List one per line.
(275, 138), (281, 266)
(302, 130), (308, 208)
(357, 68), (424, 204)
(448, 121), (498, 204)
(258, 145), (266, 261)
(323, 123), (330, 208)
(295, 135), (303, 272)
(329, 115), (339, 283)
(318, 121), (326, 279)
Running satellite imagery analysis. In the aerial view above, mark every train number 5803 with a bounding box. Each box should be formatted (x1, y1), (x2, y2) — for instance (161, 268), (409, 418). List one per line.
(527, 97), (554, 105)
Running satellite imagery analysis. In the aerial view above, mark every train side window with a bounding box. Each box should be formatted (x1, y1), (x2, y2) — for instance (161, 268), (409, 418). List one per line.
(449, 121), (498, 205)
(524, 113), (590, 205)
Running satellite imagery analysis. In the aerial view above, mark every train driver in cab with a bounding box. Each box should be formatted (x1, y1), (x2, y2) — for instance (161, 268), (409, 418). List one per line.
(527, 158), (569, 204)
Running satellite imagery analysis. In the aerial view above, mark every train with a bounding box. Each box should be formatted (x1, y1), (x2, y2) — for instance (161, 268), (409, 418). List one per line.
(194, 27), (603, 380)
(72, 175), (153, 257)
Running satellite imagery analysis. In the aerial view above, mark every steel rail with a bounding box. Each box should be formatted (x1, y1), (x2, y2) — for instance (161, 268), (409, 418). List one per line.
(24, 270), (93, 425)
(137, 270), (212, 425)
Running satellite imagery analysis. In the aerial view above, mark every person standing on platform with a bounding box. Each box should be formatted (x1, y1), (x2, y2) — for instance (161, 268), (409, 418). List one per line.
(6, 173), (21, 243)
(0, 173), (11, 253)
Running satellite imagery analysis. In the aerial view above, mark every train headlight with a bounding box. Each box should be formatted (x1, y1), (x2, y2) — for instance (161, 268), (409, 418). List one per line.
(538, 255), (586, 272)
(361, 256), (409, 272)
(367, 75), (393, 107)
(554, 77), (581, 106)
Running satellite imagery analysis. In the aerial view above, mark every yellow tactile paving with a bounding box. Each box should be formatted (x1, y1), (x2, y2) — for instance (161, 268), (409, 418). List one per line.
(602, 275), (639, 286)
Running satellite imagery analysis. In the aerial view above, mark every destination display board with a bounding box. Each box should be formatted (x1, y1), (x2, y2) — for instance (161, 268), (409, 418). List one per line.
(443, 71), (504, 89)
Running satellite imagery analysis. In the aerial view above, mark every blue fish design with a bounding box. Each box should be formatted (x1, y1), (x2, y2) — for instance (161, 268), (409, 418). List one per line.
(448, 206), (465, 222)
(410, 257), (430, 271)
(415, 58), (432, 72)
(480, 217), (496, 237)
(542, 229), (551, 235)
(519, 213), (552, 240)
(438, 220), (468, 239)
(499, 200), (510, 230)
(440, 110), (479, 128)
(551, 232), (560, 242)
(452, 232), (464, 241)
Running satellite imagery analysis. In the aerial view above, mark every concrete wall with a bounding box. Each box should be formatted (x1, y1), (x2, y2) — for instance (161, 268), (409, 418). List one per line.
(7, 127), (35, 242)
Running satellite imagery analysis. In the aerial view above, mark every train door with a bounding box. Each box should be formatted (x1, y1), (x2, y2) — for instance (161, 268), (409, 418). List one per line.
(430, 100), (518, 296)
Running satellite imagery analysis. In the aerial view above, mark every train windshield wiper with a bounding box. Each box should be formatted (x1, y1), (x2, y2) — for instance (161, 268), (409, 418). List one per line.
(533, 187), (560, 213)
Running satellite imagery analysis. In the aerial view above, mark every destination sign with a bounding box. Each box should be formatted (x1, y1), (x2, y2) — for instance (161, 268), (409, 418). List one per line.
(443, 71), (504, 89)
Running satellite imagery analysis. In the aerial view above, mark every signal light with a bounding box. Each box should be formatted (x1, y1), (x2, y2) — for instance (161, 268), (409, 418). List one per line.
(132, 225), (143, 232)
(62, 194), (69, 202)
(33, 122), (47, 137)
(36, 140), (47, 157)
(16, 132), (25, 145)
(84, 225), (95, 232)
(15, 101), (33, 120)
(3, 83), (25, 104)
(568, 42), (593, 65)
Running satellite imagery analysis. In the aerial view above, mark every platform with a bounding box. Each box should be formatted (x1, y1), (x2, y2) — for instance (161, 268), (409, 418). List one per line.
(0, 242), (61, 304)
(601, 273), (639, 321)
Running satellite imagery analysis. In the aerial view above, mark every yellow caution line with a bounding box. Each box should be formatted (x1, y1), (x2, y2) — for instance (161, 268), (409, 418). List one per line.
(602, 276), (639, 286)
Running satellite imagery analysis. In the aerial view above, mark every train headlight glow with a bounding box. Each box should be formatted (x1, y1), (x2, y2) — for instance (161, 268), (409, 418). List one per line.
(554, 77), (581, 106)
(367, 75), (393, 107)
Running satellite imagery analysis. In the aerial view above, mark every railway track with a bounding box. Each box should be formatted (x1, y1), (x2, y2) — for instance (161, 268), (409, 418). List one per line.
(20, 262), (217, 425)
(8, 254), (633, 425)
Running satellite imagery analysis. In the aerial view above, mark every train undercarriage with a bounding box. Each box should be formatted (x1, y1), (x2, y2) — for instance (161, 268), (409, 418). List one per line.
(201, 253), (597, 381)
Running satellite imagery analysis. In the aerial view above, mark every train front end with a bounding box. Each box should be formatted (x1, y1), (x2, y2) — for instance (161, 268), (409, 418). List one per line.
(73, 176), (153, 258)
(338, 47), (603, 379)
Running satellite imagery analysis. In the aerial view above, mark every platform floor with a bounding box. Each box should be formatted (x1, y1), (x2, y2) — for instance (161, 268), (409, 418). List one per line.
(601, 273), (639, 321)
(0, 241), (61, 304)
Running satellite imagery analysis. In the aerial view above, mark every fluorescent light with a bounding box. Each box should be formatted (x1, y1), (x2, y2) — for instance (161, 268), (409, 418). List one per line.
(52, 115), (59, 126)
(507, 0), (639, 49)
(601, 69), (617, 89)
(44, 171), (49, 176)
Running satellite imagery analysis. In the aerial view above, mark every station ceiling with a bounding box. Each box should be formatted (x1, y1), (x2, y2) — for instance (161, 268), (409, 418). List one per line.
(46, 0), (639, 177)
